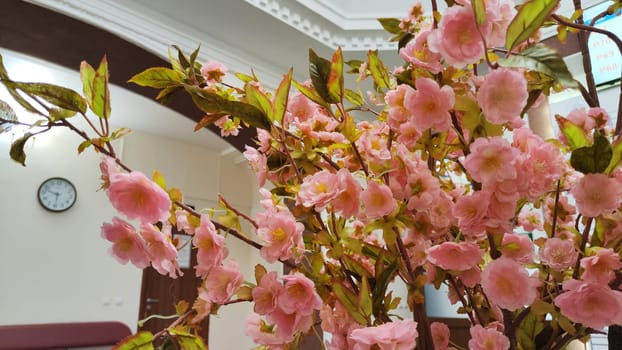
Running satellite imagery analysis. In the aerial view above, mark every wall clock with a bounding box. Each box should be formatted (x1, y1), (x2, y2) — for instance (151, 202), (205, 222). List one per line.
(37, 177), (77, 212)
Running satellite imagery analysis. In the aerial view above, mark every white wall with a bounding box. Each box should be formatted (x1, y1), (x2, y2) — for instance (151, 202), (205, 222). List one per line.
(0, 121), (261, 349)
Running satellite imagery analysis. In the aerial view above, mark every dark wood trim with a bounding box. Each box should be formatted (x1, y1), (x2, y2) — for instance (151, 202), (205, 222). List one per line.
(0, 0), (255, 152)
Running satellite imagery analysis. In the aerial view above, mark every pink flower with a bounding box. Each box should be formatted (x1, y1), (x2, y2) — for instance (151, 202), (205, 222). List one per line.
(517, 208), (543, 232)
(332, 169), (362, 217)
(252, 271), (282, 315)
(431, 322), (450, 350)
(567, 107), (610, 132)
(399, 29), (442, 73)
(500, 233), (534, 264)
(540, 237), (579, 270)
(278, 273), (322, 316)
(484, 0), (516, 47)
(427, 5), (488, 67)
(386, 84), (415, 130)
(204, 260), (244, 304)
(555, 279), (622, 329)
(175, 209), (195, 235)
(405, 77), (455, 132)
(200, 60), (227, 83)
(257, 210), (305, 263)
(243, 145), (267, 187)
(468, 325), (510, 350)
(245, 313), (289, 348)
(581, 248), (622, 285)
(361, 180), (397, 219)
(297, 170), (339, 211)
(193, 215), (228, 278)
(426, 242), (484, 271)
(452, 190), (489, 237)
(101, 217), (149, 268)
(99, 156), (120, 189)
(571, 173), (622, 217)
(464, 137), (518, 185)
(107, 171), (171, 224)
(481, 257), (540, 310)
(140, 223), (181, 278)
(477, 68), (528, 124)
(349, 319), (418, 350)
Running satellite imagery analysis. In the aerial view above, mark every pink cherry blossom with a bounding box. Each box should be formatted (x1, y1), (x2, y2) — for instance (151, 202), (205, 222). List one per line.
(464, 136), (518, 185)
(278, 273), (322, 316)
(245, 313), (289, 349)
(468, 325), (510, 350)
(427, 5), (488, 67)
(256, 210), (305, 263)
(571, 173), (622, 218)
(285, 91), (319, 124)
(193, 215), (228, 278)
(361, 180), (397, 219)
(484, 0), (517, 47)
(555, 279), (622, 329)
(267, 307), (315, 343)
(101, 217), (149, 269)
(404, 77), (455, 132)
(481, 257), (540, 310)
(431, 321), (450, 350)
(204, 260), (244, 304)
(349, 319), (418, 350)
(107, 171), (171, 224)
(243, 145), (267, 187)
(140, 223), (181, 278)
(477, 68), (528, 124)
(252, 271), (282, 315)
(175, 209), (195, 235)
(426, 241), (484, 271)
(517, 208), (543, 232)
(501, 233), (534, 264)
(452, 190), (489, 237)
(399, 29), (442, 73)
(297, 170), (339, 211)
(200, 60), (227, 83)
(386, 84), (415, 130)
(99, 156), (120, 189)
(567, 107), (610, 132)
(581, 248), (622, 285)
(332, 169), (362, 217)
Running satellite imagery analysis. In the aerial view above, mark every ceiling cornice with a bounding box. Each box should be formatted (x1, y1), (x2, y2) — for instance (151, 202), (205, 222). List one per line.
(26, 0), (284, 89)
(244, 0), (397, 51)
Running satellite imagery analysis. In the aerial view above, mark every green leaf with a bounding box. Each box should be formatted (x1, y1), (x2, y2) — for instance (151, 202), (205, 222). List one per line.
(112, 331), (154, 350)
(81, 56), (111, 119)
(152, 170), (167, 189)
(6, 81), (86, 113)
(344, 89), (364, 107)
(183, 85), (271, 130)
(292, 80), (328, 108)
(555, 115), (590, 150)
(328, 47), (344, 103)
(505, 0), (560, 51)
(10, 132), (32, 166)
(128, 67), (183, 89)
(570, 132), (612, 174)
(168, 47), (184, 74)
(0, 99), (17, 133)
(332, 282), (367, 325)
(308, 49), (335, 104)
(472, 0), (487, 25)
(273, 68), (293, 124)
(498, 44), (578, 89)
(358, 277), (372, 318)
(49, 107), (77, 121)
(245, 83), (273, 122)
(606, 137), (622, 174)
(77, 140), (92, 154)
(367, 50), (391, 90)
(377, 18), (402, 35)
(168, 329), (207, 350)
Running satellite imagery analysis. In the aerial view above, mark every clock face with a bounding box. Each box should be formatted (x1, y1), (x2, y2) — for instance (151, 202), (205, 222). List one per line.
(37, 177), (77, 212)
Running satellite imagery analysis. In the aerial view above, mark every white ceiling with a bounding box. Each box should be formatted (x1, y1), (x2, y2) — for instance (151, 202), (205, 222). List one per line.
(10, 0), (605, 153)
